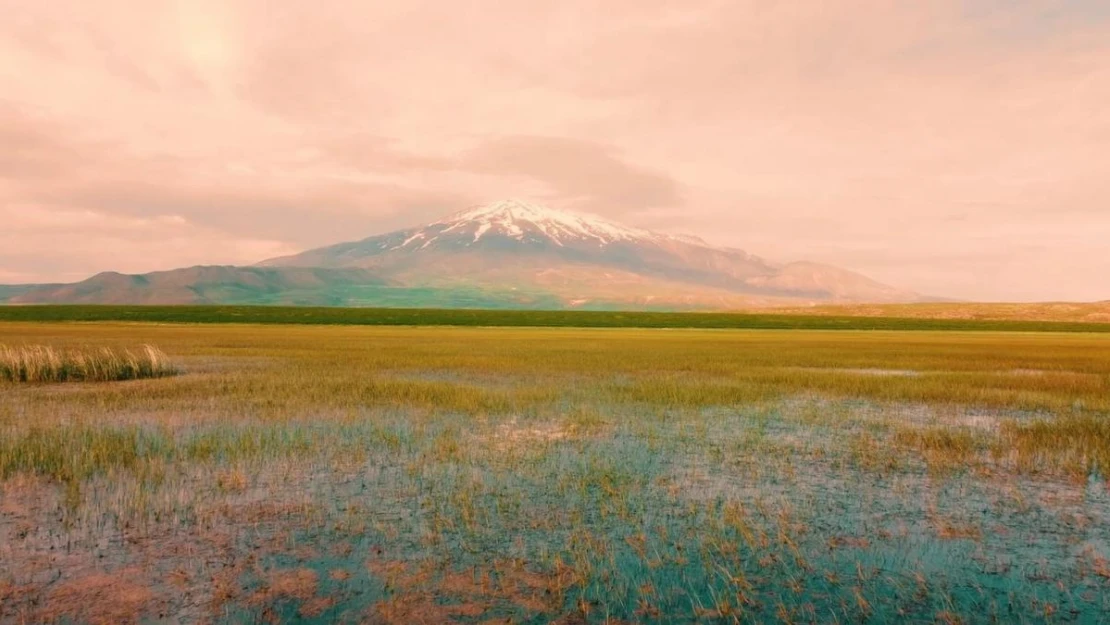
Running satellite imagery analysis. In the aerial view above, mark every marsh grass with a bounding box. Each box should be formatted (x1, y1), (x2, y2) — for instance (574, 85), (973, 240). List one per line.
(893, 426), (983, 473)
(996, 414), (1110, 477)
(0, 426), (148, 483)
(0, 343), (176, 383)
(2, 323), (1110, 623)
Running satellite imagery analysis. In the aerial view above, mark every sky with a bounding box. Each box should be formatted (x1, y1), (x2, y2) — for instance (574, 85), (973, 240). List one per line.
(1, 0), (1108, 301)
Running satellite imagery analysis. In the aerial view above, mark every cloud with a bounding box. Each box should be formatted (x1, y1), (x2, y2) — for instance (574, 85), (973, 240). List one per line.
(0, 105), (100, 180)
(465, 136), (682, 211)
(0, 203), (299, 282)
(0, 0), (1107, 299)
(0, 105), (472, 247)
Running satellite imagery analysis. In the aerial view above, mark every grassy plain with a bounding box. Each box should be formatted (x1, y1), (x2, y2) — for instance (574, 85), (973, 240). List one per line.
(1, 322), (1109, 623)
(759, 302), (1110, 324)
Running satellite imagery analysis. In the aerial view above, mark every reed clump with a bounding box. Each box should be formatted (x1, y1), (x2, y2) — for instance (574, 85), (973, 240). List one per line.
(0, 344), (176, 383)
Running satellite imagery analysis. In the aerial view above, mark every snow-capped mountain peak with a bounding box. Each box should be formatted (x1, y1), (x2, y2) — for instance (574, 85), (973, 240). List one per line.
(252, 198), (922, 306)
(432, 199), (654, 246)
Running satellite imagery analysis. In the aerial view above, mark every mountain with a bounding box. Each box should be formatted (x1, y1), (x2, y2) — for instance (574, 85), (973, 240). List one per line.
(4, 200), (924, 309)
(259, 199), (921, 306)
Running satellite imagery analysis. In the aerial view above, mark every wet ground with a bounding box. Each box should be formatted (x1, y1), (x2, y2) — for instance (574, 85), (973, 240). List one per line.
(3, 398), (1108, 624)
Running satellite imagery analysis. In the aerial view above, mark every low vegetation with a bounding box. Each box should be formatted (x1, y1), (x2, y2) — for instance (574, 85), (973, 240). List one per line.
(0, 344), (175, 383)
(2, 304), (1110, 332)
(1, 322), (1108, 623)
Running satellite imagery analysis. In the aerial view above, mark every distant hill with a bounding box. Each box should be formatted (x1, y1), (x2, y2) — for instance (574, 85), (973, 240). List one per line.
(0, 285), (40, 303)
(6, 266), (389, 306)
(4, 199), (927, 309)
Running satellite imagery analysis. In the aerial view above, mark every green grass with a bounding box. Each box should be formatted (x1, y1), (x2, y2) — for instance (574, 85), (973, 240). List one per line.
(3, 304), (1110, 332)
(0, 426), (150, 483)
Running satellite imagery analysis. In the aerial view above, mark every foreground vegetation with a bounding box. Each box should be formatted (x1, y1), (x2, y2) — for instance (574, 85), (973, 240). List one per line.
(0, 344), (175, 383)
(1, 322), (1108, 623)
(2, 304), (1110, 332)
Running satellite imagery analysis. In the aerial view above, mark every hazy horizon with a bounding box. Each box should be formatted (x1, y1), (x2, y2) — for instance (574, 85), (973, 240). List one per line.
(2, 1), (1108, 302)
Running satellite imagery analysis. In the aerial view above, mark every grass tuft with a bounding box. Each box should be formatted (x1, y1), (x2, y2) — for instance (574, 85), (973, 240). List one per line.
(0, 426), (148, 484)
(0, 344), (176, 383)
(997, 415), (1110, 477)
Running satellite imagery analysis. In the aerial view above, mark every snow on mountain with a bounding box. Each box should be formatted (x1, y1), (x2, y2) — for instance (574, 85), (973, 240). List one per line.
(431, 199), (657, 247)
(370, 198), (689, 253)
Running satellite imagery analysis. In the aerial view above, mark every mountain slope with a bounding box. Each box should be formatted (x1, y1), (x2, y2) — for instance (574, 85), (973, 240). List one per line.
(8, 266), (391, 306)
(261, 199), (921, 305)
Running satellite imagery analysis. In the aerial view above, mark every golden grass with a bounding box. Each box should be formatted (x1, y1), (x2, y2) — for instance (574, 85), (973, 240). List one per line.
(5, 323), (1110, 413)
(893, 426), (982, 473)
(997, 415), (1110, 477)
(0, 324), (1106, 481)
(0, 343), (175, 383)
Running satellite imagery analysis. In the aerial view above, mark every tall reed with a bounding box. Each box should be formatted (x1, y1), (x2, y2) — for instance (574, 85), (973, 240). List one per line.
(0, 344), (176, 383)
